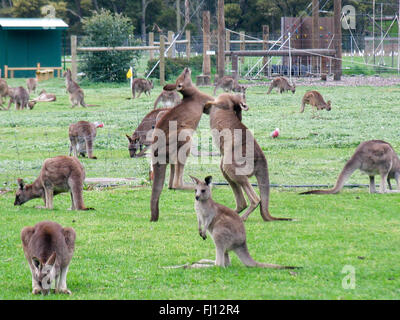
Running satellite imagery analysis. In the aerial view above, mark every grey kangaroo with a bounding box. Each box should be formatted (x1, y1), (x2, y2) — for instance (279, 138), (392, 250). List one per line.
(267, 77), (295, 94)
(213, 75), (246, 96)
(64, 69), (91, 108)
(300, 90), (331, 114)
(300, 140), (400, 195)
(21, 220), (76, 295)
(26, 78), (38, 94)
(131, 78), (153, 99)
(0, 78), (9, 107)
(190, 175), (298, 269)
(7, 86), (35, 110)
(69, 121), (103, 159)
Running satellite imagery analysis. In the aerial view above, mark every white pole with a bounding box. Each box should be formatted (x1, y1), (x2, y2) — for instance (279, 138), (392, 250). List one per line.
(130, 66), (133, 88)
(288, 32), (292, 83)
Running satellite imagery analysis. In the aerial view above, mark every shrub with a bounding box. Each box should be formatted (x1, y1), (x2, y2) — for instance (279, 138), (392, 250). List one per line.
(80, 9), (141, 82)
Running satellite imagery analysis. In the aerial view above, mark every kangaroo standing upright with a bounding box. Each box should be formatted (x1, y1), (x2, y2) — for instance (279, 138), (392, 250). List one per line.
(150, 67), (214, 221)
(206, 93), (291, 221)
(300, 140), (400, 195)
(26, 78), (38, 94)
(267, 77), (295, 94)
(69, 121), (103, 159)
(21, 221), (76, 295)
(64, 69), (88, 108)
(190, 175), (297, 268)
(14, 156), (93, 210)
(300, 90), (331, 113)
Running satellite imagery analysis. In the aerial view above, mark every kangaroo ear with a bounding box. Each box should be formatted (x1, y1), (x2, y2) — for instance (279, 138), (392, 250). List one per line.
(17, 178), (25, 190)
(32, 257), (41, 270)
(45, 252), (56, 266)
(204, 100), (216, 110)
(204, 176), (212, 185)
(163, 84), (176, 91)
(126, 134), (133, 142)
(189, 175), (201, 185)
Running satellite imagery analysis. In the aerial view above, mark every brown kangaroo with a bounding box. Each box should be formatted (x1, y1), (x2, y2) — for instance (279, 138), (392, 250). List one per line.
(6, 86), (35, 110)
(132, 78), (153, 99)
(0, 78), (9, 108)
(126, 108), (168, 158)
(190, 175), (298, 268)
(267, 77), (295, 94)
(26, 78), (38, 94)
(153, 88), (181, 109)
(213, 75), (246, 96)
(14, 156), (93, 210)
(69, 121), (103, 159)
(205, 93), (291, 221)
(150, 67), (214, 221)
(21, 221), (75, 295)
(64, 69), (95, 108)
(300, 140), (400, 195)
(300, 90), (331, 113)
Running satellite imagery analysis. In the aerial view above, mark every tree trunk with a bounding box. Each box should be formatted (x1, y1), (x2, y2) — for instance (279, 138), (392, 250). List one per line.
(184, 0), (189, 27)
(176, 0), (181, 32)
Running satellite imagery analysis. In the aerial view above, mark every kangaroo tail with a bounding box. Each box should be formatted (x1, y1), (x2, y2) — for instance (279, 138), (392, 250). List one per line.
(150, 162), (167, 221)
(255, 159), (292, 221)
(300, 99), (306, 113)
(267, 84), (273, 94)
(300, 157), (360, 195)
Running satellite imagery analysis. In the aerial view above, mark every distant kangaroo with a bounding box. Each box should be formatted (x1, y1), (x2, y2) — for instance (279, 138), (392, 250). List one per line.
(150, 67), (214, 221)
(132, 78), (153, 99)
(300, 90), (331, 113)
(14, 156), (93, 210)
(267, 77), (295, 94)
(64, 69), (95, 108)
(26, 78), (38, 94)
(6, 86), (35, 110)
(0, 78), (9, 107)
(205, 93), (291, 221)
(21, 221), (75, 295)
(190, 175), (298, 268)
(300, 140), (400, 195)
(153, 87), (181, 109)
(69, 121), (103, 159)
(213, 75), (246, 96)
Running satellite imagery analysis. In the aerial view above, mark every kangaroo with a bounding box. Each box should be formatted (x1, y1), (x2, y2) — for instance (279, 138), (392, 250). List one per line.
(26, 78), (38, 94)
(21, 221), (75, 295)
(213, 76), (246, 96)
(14, 156), (93, 210)
(153, 88), (181, 109)
(267, 77), (295, 94)
(150, 67), (214, 221)
(32, 89), (57, 102)
(300, 90), (331, 113)
(64, 69), (94, 108)
(0, 78), (9, 108)
(300, 140), (400, 195)
(126, 108), (168, 158)
(132, 78), (153, 99)
(190, 175), (297, 268)
(69, 121), (103, 159)
(205, 93), (291, 221)
(6, 86), (35, 110)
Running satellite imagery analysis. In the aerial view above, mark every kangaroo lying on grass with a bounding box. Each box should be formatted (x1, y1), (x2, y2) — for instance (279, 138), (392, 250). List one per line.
(21, 221), (75, 295)
(32, 89), (57, 102)
(26, 78), (38, 94)
(69, 121), (103, 159)
(205, 93), (291, 221)
(300, 90), (331, 114)
(132, 78), (153, 99)
(64, 69), (96, 108)
(300, 140), (400, 195)
(153, 87), (181, 109)
(267, 77), (295, 94)
(6, 86), (35, 110)
(0, 79), (9, 107)
(213, 75), (246, 96)
(14, 156), (93, 210)
(150, 67), (214, 221)
(190, 175), (298, 268)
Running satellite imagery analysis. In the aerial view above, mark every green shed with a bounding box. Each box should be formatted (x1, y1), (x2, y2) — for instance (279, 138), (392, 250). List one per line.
(0, 18), (68, 78)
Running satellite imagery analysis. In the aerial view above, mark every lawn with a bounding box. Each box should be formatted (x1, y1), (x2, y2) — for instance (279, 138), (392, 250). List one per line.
(0, 76), (399, 299)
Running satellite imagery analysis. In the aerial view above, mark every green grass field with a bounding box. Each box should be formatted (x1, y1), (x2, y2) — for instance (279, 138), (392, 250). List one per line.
(0, 76), (399, 299)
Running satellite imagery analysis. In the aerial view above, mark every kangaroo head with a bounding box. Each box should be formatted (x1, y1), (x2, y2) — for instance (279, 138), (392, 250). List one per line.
(63, 69), (71, 79)
(31, 252), (57, 295)
(190, 175), (212, 201)
(175, 67), (192, 92)
(14, 178), (31, 206)
(291, 83), (296, 94)
(326, 100), (332, 111)
(28, 101), (36, 110)
(126, 135), (140, 158)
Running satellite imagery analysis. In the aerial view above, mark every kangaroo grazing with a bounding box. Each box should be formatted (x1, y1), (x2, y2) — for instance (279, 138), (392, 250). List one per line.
(0, 78), (9, 107)
(213, 76), (246, 96)
(126, 108), (168, 158)
(300, 90), (331, 113)
(267, 77), (295, 94)
(300, 140), (400, 195)
(6, 86), (35, 110)
(190, 175), (297, 269)
(205, 93), (291, 221)
(21, 221), (75, 295)
(150, 67), (214, 221)
(131, 78), (153, 99)
(64, 69), (94, 108)
(14, 156), (93, 210)
(69, 121), (103, 159)
(26, 78), (38, 94)
(153, 87), (181, 109)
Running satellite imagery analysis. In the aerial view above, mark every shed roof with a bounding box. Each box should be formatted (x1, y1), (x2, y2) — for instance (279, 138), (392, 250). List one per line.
(0, 18), (68, 30)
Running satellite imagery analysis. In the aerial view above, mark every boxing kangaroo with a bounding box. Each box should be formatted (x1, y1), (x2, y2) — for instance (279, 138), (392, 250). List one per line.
(190, 175), (298, 268)
(150, 67), (214, 221)
(21, 221), (75, 295)
(14, 156), (93, 210)
(205, 93), (291, 221)
(267, 77), (295, 94)
(300, 140), (400, 195)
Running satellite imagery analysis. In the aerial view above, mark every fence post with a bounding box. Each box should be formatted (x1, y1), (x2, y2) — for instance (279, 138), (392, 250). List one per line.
(225, 29), (230, 65)
(262, 25), (269, 76)
(333, 0), (342, 80)
(186, 30), (191, 59)
(231, 54), (238, 80)
(160, 35), (165, 86)
(149, 32), (154, 60)
(4, 65), (8, 79)
(71, 35), (77, 81)
(240, 31), (245, 64)
(168, 31), (174, 58)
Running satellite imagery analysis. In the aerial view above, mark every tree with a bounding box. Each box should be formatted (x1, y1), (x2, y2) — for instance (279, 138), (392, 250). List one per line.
(141, 0), (153, 42)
